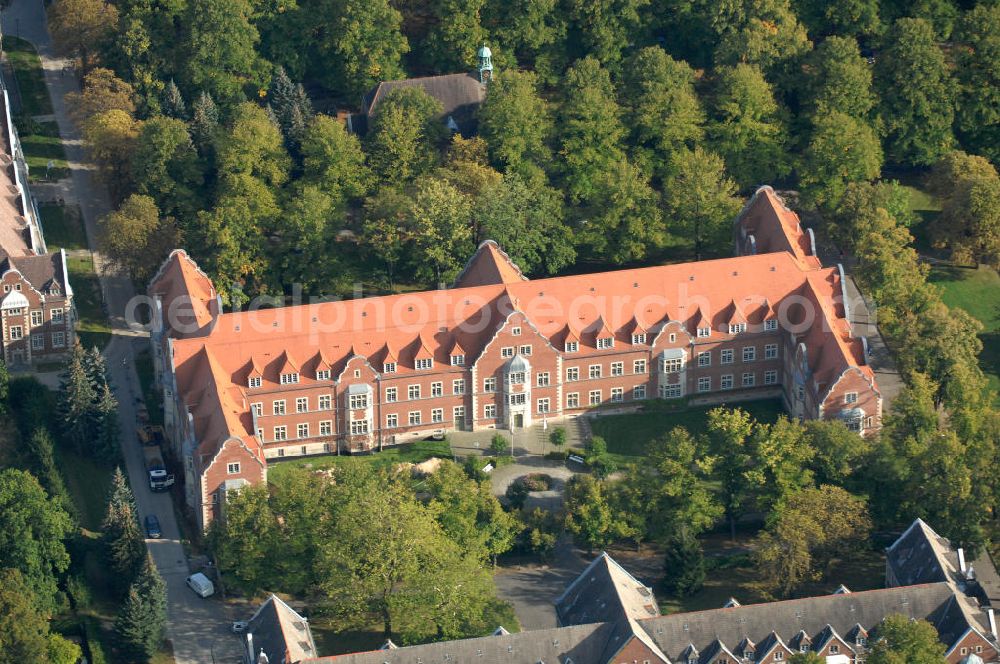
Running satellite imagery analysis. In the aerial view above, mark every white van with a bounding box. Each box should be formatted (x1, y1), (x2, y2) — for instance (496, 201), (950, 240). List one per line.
(186, 573), (215, 598)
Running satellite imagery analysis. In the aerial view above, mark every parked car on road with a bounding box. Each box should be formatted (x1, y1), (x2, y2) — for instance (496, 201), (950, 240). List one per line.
(186, 573), (215, 598)
(144, 514), (161, 539)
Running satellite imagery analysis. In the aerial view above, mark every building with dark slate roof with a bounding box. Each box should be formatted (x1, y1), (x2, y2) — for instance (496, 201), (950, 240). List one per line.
(239, 519), (1000, 664)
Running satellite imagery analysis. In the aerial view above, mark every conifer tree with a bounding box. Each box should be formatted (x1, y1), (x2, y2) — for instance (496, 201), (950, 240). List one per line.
(83, 346), (108, 390)
(94, 381), (121, 462)
(190, 91), (219, 151)
(162, 79), (187, 119)
(662, 531), (706, 597)
(102, 468), (146, 596)
(23, 428), (74, 518)
(114, 556), (167, 662)
(268, 66), (314, 148)
(58, 344), (96, 453)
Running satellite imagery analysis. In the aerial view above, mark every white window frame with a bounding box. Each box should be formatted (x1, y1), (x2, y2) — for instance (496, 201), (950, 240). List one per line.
(29, 310), (42, 326)
(385, 387), (397, 403)
(318, 394), (332, 410)
(845, 392), (858, 404)
(349, 393), (368, 409)
(536, 372), (550, 387)
(501, 346), (514, 358)
(661, 384), (682, 399)
(31, 334), (43, 350)
(450, 354), (465, 366)
(509, 371), (525, 385)
(610, 361), (623, 376)
(729, 323), (747, 334)
(743, 346), (756, 362)
(452, 379), (466, 395)
(566, 392), (579, 408)
(697, 351), (711, 367)
(415, 358), (433, 370)
(319, 420), (333, 435)
(280, 372), (300, 385)
(248, 376), (262, 388)
(453, 405), (465, 421)
(697, 327), (710, 338)
(589, 390), (601, 405)
(484, 377), (496, 392)
(596, 337), (614, 349)
(431, 382), (443, 397)
(764, 370), (778, 385)
(537, 398), (550, 413)
(51, 308), (64, 323)
(350, 420), (369, 435)
(273, 400), (286, 415)
(564, 341), (578, 353)
(589, 364), (602, 379)
(383, 362), (396, 374)
(633, 385), (646, 399)
(484, 404), (496, 418)
(274, 426), (287, 441)
(765, 319), (778, 331)
(519, 345), (532, 356)
(227, 462), (240, 474)
(633, 359), (647, 374)
(566, 367), (579, 381)
(386, 414), (398, 428)
(297, 423), (309, 439)
(721, 349), (734, 365)
(52, 331), (65, 348)
(511, 326), (521, 336)
(610, 387), (623, 403)
(632, 333), (646, 344)
(408, 385), (420, 400)
(296, 397), (308, 413)
(721, 374), (734, 390)
(431, 408), (444, 423)
(765, 343), (778, 360)
(664, 358), (682, 373)
(408, 411), (421, 425)
(316, 369), (331, 380)
(742, 372), (755, 387)
(9, 325), (22, 340)
(697, 376), (711, 392)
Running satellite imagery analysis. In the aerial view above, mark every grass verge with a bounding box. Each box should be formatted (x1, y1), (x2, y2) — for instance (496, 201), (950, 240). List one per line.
(267, 439), (453, 483)
(40, 202), (87, 251)
(3, 36), (53, 116)
(67, 254), (112, 350)
(590, 398), (786, 460)
(135, 348), (164, 426)
(19, 119), (69, 182)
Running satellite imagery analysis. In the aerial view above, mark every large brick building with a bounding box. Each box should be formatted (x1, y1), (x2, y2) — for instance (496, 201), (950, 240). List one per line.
(240, 519), (1000, 664)
(0, 86), (74, 366)
(150, 186), (881, 530)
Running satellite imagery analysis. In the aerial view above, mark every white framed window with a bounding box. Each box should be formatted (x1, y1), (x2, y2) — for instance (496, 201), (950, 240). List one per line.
(31, 334), (43, 350)
(319, 420), (332, 435)
(697, 327), (711, 338)
(633, 359), (647, 374)
(350, 420), (369, 435)
(589, 390), (601, 405)
(697, 351), (711, 367)
(316, 369), (331, 380)
(501, 346), (514, 358)
(415, 358), (433, 370)
(661, 384), (682, 399)
(408, 411), (421, 425)
(729, 323), (747, 334)
(632, 333), (646, 344)
(383, 362), (396, 374)
(633, 385), (646, 399)
(408, 385), (420, 400)
(520, 345), (532, 355)
(509, 371), (525, 385)
(566, 367), (579, 381)
(484, 404), (496, 418)
(9, 326), (22, 340)
(743, 346), (756, 362)
(537, 398), (550, 413)
(536, 372), (550, 387)
(277, 448), (285, 458)
(251, 402), (263, 416)
(450, 354), (465, 366)
(453, 405), (465, 421)
(227, 462), (240, 474)
(698, 376), (711, 392)
(829, 646), (839, 655)
(764, 344), (778, 360)
(721, 349), (734, 364)
(297, 423), (309, 438)
(566, 392), (579, 408)
(385, 387), (397, 403)
(610, 387), (623, 403)
(764, 370), (778, 385)
(318, 394), (332, 410)
(774, 653), (784, 661)
(564, 341), (579, 353)
(453, 379), (466, 395)
(765, 319), (778, 331)
(510, 393), (527, 405)
(30, 310), (42, 326)
(349, 393), (368, 409)
(742, 372), (755, 387)
(511, 326), (521, 336)
(431, 408), (444, 423)
(611, 362), (623, 376)
(721, 374), (734, 390)
(296, 397), (308, 413)
(844, 392), (858, 404)
(52, 331), (65, 347)
(669, 333), (677, 343)
(273, 400), (286, 415)
(248, 376), (262, 388)
(50, 308), (64, 323)
(589, 364), (602, 379)
(431, 382), (443, 397)
(484, 377), (496, 392)
(664, 358), (682, 373)
(280, 372), (299, 385)
(386, 413), (398, 428)
(273, 426), (287, 441)
(596, 337), (614, 349)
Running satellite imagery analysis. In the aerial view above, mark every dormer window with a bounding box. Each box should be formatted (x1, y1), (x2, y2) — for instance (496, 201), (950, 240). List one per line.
(729, 323), (746, 334)
(774, 653), (784, 661)
(248, 376), (262, 388)
(280, 372), (299, 385)
(316, 369), (331, 381)
(564, 341), (578, 353)
(383, 362), (396, 374)
(857, 637), (866, 647)
(450, 355), (465, 366)
(596, 337), (613, 349)
(632, 333), (646, 344)
(844, 392), (858, 404)
(697, 327), (711, 338)
(765, 319), (778, 331)
(415, 358), (433, 370)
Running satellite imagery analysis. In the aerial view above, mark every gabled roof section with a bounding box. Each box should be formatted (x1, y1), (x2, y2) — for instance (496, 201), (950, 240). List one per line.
(363, 73), (486, 119)
(452, 240), (528, 288)
(276, 350), (299, 375)
(725, 299), (747, 326)
(555, 552), (659, 627)
(735, 186), (822, 270)
(412, 335), (434, 360)
(886, 518), (955, 588)
(148, 249), (218, 338)
(245, 594), (317, 664)
(448, 336), (466, 356)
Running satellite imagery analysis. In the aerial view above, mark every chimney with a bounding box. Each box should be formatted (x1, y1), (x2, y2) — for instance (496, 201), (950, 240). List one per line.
(959, 547), (967, 573)
(988, 609), (997, 639)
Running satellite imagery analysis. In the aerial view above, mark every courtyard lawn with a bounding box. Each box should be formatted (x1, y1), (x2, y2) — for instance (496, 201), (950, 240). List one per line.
(67, 254), (113, 350)
(19, 120), (69, 182)
(40, 202), (87, 251)
(267, 439), (454, 483)
(929, 264), (1000, 403)
(589, 398), (786, 461)
(3, 36), (53, 116)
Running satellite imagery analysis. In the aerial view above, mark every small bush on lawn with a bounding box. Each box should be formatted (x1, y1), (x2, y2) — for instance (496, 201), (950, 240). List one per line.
(545, 450), (568, 461)
(519, 473), (553, 491)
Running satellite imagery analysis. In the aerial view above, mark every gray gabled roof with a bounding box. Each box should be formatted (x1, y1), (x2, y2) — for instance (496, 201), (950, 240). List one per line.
(362, 73), (485, 128)
(554, 552), (659, 627)
(245, 594), (317, 664)
(886, 518), (956, 587)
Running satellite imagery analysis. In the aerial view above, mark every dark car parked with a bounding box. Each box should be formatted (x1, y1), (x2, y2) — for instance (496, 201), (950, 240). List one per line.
(144, 514), (161, 539)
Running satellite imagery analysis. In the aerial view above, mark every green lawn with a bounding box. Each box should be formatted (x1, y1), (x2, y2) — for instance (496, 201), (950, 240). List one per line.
(589, 398), (786, 460)
(3, 36), (53, 116)
(929, 264), (1000, 403)
(135, 348), (164, 426)
(267, 439), (453, 483)
(898, 181), (943, 254)
(19, 120), (69, 182)
(40, 202), (87, 251)
(67, 254), (112, 350)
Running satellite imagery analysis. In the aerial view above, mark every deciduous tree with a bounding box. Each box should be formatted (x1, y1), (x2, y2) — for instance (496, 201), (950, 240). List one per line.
(803, 36), (876, 121)
(0, 568), (54, 662)
(300, 115), (371, 208)
(563, 475), (619, 554)
(954, 5), (1000, 164)
(706, 407), (757, 540)
(866, 614), (946, 664)
(799, 111), (883, 210)
(710, 0), (810, 74)
(83, 109), (141, 202)
(661, 147), (742, 258)
(564, 0), (648, 68)
(366, 88), (445, 183)
(48, 0), (119, 71)
(421, 0), (487, 72)
(67, 68), (136, 126)
(131, 116), (204, 219)
(478, 70), (553, 183)
(100, 195), (180, 284)
(792, 0), (880, 39)
(408, 176), (474, 284)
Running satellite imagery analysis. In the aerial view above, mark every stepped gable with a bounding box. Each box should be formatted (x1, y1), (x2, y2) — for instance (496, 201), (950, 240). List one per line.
(736, 186), (821, 270)
(148, 249), (219, 338)
(453, 239), (528, 288)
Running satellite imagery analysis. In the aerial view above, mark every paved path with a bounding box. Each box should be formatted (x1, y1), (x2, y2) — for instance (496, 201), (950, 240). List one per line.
(494, 536), (589, 630)
(2, 1), (242, 661)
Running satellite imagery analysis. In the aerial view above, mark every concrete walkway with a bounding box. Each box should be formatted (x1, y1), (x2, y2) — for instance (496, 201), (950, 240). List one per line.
(1, 1), (242, 661)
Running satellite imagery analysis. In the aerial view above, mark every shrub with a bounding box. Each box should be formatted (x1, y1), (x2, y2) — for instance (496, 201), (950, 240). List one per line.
(519, 473), (553, 491)
(545, 450), (568, 461)
(549, 426), (567, 447)
(490, 433), (510, 454)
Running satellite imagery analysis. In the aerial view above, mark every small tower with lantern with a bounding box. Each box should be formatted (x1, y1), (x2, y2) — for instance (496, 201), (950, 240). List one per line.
(478, 43), (493, 83)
